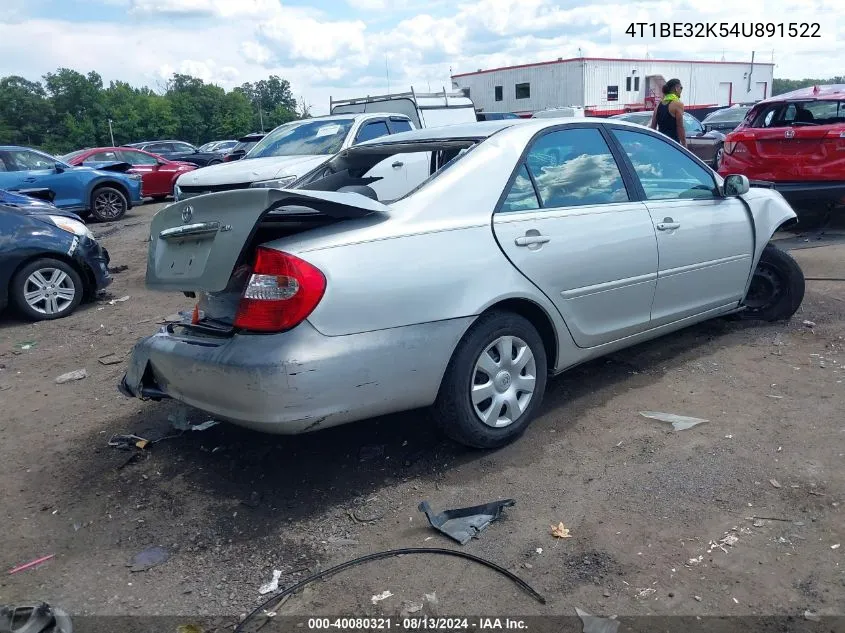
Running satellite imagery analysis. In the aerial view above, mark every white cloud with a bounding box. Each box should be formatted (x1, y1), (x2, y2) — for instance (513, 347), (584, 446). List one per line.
(240, 41), (273, 65)
(129, 0), (282, 17)
(258, 13), (369, 63)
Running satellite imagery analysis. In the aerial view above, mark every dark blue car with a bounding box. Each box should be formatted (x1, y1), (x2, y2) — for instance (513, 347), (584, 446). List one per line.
(0, 189), (112, 321)
(0, 146), (142, 222)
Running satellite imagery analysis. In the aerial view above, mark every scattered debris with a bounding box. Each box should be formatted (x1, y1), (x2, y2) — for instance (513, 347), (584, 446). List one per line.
(770, 479), (782, 489)
(0, 602), (72, 633)
(371, 591), (393, 605)
(636, 588), (656, 599)
(551, 522), (573, 539)
(176, 625), (203, 633)
(108, 295), (130, 305)
(349, 497), (389, 523)
(707, 532), (740, 554)
(803, 320), (816, 328)
(192, 420), (220, 432)
(575, 607), (620, 633)
(424, 592), (439, 607)
(16, 341), (37, 351)
(98, 353), (123, 366)
(55, 369), (87, 384)
(639, 411), (708, 431)
(804, 610), (821, 622)
(128, 546), (169, 572)
(258, 570), (282, 595)
(832, 544), (841, 550)
(400, 602), (424, 618)
(359, 445), (386, 462)
(767, 395), (784, 399)
(7, 554), (55, 575)
(688, 555), (703, 565)
(108, 264), (129, 274)
(108, 434), (150, 451)
(753, 520), (765, 528)
(536, 548), (543, 555)
(418, 499), (515, 545)
(694, 596), (702, 602)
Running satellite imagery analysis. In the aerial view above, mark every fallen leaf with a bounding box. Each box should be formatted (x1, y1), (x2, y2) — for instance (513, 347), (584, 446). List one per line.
(551, 522), (573, 538)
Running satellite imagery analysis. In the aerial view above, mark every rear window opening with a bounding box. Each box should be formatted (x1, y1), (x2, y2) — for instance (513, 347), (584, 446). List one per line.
(751, 100), (845, 128)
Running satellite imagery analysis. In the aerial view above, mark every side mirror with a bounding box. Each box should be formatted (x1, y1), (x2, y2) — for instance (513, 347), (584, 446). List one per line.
(723, 174), (750, 196)
(54, 162), (65, 173)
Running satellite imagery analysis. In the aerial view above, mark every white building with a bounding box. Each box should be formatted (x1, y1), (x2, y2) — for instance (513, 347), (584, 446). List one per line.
(451, 57), (775, 117)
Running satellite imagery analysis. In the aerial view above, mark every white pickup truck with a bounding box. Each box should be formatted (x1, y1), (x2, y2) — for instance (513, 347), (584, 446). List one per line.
(175, 90), (477, 202)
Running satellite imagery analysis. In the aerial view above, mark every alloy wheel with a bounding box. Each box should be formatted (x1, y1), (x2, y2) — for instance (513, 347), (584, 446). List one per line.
(23, 268), (77, 315)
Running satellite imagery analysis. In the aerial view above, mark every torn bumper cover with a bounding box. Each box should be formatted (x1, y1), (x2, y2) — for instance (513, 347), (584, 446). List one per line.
(118, 317), (470, 435)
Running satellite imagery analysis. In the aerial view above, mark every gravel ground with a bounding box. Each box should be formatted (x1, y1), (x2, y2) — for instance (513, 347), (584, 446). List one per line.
(0, 202), (843, 630)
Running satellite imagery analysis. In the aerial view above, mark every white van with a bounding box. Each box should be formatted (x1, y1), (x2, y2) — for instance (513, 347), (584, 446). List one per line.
(329, 88), (478, 127)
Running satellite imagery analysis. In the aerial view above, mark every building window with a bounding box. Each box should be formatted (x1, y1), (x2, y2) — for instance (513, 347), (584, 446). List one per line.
(461, 88), (470, 98)
(515, 83), (530, 99)
(607, 85), (619, 101)
(495, 85), (503, 101)
(626, 77), (632, 92)
(634, 76), (640, 91)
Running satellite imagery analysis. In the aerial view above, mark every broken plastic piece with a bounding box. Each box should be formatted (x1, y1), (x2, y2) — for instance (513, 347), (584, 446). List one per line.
(259, 570), (282, 595)
(55, 369), (87, 385)
(370, 591), (392, 605)
(639, 411), (708, 431)
(418, 499), (515, 545)
(128, 546), (169, 572)
(0, 603), (72, 633)
(7, 555), (55, 575)
(575, 607), (620, 633)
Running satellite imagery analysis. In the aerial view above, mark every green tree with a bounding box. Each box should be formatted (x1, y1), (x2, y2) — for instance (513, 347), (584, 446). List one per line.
(0, 76), (53, 147)
(772, 76), (845, 95)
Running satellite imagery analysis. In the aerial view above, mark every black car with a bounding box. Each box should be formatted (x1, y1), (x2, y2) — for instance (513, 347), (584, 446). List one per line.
(701, 105), (753, 133)
(222, 132), (266, 162)
(0, 189), (112, 321)
(123, 140), (225, 167)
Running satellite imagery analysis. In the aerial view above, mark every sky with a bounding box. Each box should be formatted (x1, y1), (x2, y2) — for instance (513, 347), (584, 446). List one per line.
(1, 0), (842, 115)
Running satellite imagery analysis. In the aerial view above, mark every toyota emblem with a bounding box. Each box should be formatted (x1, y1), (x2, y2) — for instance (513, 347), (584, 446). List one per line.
(784, 129), (795, 139)
(181, 205), (194, 224)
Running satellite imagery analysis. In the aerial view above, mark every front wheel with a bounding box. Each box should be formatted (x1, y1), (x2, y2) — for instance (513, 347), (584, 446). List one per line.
(207, 160), (221, 166)
(90, 186), (128, 222)
(713, 144), (724, 170)
(11, 258), (84, 321)
(433, 311), (548, 449)
(742, 243), (805, 321)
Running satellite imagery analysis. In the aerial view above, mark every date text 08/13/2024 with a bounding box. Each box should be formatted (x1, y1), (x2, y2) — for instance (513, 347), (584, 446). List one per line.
(307, 618), (528, 630)
(625, 22), (821, 38)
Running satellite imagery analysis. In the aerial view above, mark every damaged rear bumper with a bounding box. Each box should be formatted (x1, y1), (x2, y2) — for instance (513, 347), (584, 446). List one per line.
(118, 318), (470, 434)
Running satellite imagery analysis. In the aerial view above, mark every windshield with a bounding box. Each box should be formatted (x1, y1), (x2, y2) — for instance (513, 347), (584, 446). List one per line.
(60, 149), (87, 162)
(705, 107), (750, 123)
(247, 119), (355, 158)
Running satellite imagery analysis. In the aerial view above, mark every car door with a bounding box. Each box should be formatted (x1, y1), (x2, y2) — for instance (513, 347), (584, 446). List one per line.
(144, 142), (175, 161)
(119, 149), (165, 196)
(387, 116), (431, 191)
(608, 127), (754, 326)
(3, 149), (82, 209)
(170, 142), (199, 163)
(355, 119), (409, 200)
(493, 125), (659, 348)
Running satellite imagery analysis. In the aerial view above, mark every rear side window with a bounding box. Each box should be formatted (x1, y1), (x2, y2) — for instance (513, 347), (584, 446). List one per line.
(520, 128), (629, 208)
(89, 151), (120, 162)
(753, 100), (845, 127)
(121, 150), (158, 165)
(500, 165), (540, 212)
(356, 121), (390, 143)
(389, 119), (413, 133)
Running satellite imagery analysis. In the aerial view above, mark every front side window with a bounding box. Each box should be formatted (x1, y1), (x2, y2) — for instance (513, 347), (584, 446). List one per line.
(173, 143), (196, 153)
(249, 119), (355, 157)
(517, 128), (629, 208)
(516, 83), (530, 99)
(389, 119), (413, 134)
(683, 113), (704, 135)
(121, 150), (158, 165)
(8, 150), (58, 171)
(356, 121), (390, 143)
(145, 143), (171, 153)
(611, 128), (717, 201)
(89, 151), (120, 162)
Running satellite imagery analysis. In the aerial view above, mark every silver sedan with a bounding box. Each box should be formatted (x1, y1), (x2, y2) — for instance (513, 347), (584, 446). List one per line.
(120, 118), (805, 448)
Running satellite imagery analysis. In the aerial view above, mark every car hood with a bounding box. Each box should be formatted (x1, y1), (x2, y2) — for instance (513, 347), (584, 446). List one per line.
(175, 155), (328, 186)
(0, 189), (80, 218)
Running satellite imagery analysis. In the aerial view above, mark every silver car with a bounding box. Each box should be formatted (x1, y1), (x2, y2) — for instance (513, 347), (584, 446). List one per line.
(120, 118), (805, 449)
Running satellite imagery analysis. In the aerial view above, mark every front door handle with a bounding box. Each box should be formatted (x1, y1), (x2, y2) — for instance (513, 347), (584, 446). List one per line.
(515, 235), (550, 246)
(392, 161), (404, 168)
(656, 217), (681, 231)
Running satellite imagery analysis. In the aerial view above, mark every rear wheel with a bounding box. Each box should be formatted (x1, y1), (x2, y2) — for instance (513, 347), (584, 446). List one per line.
(11, 258), (84, 321)
(713, 144), (724, 170)
(433, 311), (548, 449)
(90, 186), (127, 222)
(742, 243), (805, 321)
(207, 160), (221, 166)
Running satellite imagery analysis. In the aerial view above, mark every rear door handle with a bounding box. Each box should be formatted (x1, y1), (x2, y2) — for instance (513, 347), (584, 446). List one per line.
(515, 235), (550, 246)
(392, 161), (404, 168)
(23, 177), (37, 182)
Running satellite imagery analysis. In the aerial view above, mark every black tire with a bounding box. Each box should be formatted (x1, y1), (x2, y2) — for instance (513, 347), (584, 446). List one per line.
(207, 160), (221, 166)
(151, 195), (168, 202)
(742, 243), (805, 321)
(11, 258), (84, 321)
(713, 143), (724, 170)
(90, 186), (128, 222)
(433, 311), (548, 449)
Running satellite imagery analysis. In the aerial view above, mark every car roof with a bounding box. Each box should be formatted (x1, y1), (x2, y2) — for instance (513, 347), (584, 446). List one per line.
(757, 84), (845, 104)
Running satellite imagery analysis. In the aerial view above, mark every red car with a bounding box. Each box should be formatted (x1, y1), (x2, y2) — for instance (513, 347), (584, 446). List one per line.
(60, 147), (197, 201)
(719, 84), (845, 210)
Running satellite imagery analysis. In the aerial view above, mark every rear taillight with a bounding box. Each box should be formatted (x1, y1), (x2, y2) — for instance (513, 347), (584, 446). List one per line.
(825, 129), (845, 151)
(233, 247), (326, 332)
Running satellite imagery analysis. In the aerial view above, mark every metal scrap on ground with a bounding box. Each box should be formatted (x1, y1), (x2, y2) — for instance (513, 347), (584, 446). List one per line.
(575, 607), (620, 633)
(639, 411), (709, 431)
(55, 369), (87, 384)
(128, 546), (170, 572)
(418, 499), (515, 545)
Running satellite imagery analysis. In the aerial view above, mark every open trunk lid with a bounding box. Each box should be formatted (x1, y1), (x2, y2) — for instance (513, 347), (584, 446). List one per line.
(146, 188), (389, 293)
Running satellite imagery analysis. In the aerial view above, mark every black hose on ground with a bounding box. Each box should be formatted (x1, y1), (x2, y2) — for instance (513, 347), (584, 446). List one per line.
(234, 547), (546, 633)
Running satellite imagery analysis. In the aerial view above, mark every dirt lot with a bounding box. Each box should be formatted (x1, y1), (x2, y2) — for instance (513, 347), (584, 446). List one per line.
(1, 201), (844, 629)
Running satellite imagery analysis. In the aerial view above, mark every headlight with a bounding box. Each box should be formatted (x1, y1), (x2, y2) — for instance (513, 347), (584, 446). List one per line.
(249, 176), (296, 189)
(47, 215), (93, 239)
